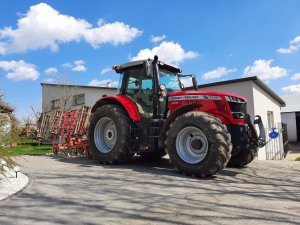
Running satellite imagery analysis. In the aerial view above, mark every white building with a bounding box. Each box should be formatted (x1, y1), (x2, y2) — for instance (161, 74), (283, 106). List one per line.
(40, 83), (117, 143)
(281, 94), (300, 142)
(194, 76), (286, 160)
(41, 83), (117, 113)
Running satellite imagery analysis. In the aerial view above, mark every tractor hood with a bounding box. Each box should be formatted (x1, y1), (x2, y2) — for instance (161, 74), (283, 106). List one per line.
(168, 90), (247, 102)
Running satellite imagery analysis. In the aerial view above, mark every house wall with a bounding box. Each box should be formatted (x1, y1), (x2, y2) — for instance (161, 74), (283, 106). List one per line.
(42, 84), (117, 112)
(281, 112), (297, 142)
(252, 83), (282, 126)
(252, 83), (283, 160)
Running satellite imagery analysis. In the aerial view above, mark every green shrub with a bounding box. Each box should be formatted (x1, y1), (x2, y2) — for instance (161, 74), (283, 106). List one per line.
(295, 157), (300, 161)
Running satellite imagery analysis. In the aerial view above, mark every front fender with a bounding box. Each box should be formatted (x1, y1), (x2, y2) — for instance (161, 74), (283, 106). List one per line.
(91, 95), (141, 121)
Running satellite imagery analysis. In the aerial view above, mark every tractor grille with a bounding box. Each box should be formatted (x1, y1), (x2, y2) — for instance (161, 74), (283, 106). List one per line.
(225, 96), (247, 119)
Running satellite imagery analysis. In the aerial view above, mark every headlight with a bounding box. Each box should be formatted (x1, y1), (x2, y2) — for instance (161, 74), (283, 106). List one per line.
(225, 96), (245, 103)
(160, 84), (166, 91)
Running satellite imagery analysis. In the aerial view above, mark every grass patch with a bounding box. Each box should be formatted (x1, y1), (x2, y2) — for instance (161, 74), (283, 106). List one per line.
(7, 145), (52, 156)
(17, 138), (38, 145)
(295, 157), (300, 161)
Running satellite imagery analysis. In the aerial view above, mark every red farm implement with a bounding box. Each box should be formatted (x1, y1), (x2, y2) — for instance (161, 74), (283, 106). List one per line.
(38, 106), (91, 156)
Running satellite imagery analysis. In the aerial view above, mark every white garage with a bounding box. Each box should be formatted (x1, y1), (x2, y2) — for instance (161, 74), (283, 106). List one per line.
(281, 94), (300, 143)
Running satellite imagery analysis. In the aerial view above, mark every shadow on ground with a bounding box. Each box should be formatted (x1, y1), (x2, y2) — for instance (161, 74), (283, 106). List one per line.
(49, 154), (240, 179)
(0, 155), (299, 225)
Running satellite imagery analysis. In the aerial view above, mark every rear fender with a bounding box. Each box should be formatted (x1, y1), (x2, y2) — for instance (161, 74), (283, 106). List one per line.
(91, 95), (141, 121)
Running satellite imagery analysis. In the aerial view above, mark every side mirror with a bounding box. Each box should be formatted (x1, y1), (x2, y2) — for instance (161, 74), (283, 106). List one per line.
(143, 60), (153, 78)
(192, 76), (198, 90)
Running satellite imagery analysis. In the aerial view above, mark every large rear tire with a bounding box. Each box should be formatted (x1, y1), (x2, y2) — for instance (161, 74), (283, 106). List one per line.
(165, 112), (232, 177)
(88, 104), (133, 164)
(227, 148), (257, 168)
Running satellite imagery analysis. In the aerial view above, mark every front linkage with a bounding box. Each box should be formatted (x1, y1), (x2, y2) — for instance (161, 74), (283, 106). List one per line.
(244, 114), (266, 149)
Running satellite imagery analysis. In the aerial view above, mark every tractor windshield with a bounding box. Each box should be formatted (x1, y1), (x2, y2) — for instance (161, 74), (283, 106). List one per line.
(159, 69), (181, 92)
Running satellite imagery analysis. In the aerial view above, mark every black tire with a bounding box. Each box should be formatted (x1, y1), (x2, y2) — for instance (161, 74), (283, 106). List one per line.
(227, 148), (257, 168)
(139, 150), (167, 160)
(165, 111), (232, 177)
(88, 104), (133, 164)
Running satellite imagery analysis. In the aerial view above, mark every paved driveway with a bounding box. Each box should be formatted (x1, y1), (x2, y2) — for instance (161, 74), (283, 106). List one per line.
(0, 155), (299, 225)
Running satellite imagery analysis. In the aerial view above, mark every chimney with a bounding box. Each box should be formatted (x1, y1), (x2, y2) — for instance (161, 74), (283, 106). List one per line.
(107, 81), (112, 88)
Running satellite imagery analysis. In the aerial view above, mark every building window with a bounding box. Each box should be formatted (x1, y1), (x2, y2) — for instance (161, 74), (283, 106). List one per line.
(73, 94), (85, 105)
(267, 111), (274, 128)
(51, 99), (60, 110)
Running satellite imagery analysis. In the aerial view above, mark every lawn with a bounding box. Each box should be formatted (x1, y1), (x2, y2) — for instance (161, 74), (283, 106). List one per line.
(6, 138), (52, 156)
(7, 145), (52, 156)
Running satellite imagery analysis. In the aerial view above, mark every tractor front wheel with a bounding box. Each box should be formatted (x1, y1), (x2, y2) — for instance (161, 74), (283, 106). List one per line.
(227, 148), (257, 168)
(165, 112), (232, 177)
(88, 104), (133, 164)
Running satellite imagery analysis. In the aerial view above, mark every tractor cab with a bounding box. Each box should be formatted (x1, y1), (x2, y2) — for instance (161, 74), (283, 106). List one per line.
(113, 56), (197, 119)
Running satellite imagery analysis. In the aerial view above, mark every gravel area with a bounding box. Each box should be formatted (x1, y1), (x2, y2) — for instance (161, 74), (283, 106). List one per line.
(0, 166), (29, 200)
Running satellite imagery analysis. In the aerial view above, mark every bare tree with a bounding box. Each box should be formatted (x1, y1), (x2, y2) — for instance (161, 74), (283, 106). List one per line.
(44, 71), (78, 112)
(31, 104), (42, 123)
(37, 71), (78, 143)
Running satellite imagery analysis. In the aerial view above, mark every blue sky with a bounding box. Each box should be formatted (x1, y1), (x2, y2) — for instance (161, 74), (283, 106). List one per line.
(0, 0), (300, 119)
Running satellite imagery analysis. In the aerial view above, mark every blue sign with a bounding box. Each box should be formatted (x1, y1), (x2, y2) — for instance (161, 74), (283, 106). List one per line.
(269, 128), (279, 139)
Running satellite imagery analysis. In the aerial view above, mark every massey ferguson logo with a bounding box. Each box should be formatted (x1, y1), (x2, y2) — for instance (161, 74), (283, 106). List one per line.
(168, 95), (221, 101)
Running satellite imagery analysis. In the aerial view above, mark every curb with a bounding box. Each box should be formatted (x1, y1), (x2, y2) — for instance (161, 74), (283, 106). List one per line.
(0, 172), (33, 204)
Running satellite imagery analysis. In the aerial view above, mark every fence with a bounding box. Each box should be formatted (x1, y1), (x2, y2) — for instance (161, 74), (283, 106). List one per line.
(264, 123), (285, 160)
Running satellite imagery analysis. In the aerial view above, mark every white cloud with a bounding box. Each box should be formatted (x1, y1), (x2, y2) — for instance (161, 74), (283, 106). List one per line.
(282, 84), (300, 94)
(243, 59), (287, 81)
(0, 60), (39, 81)
(203, 67), (237, 80)
(72, 60), (86, 72)
(43, 78), (54, 83)
(101, 67), (111, 75)
(291, 73), (300, 80)
(72, 65), (86, 72)
(74, 60), (84, 65)
(131, 41), (199, 65)
(277, 45), (298, 54)
(150, 35), (166, 43)
(45, 67), (58, 75)
(0, 3), (142, 54)
(88, 79), (118, 87)
(277, 36), (300, 54)
(84, 20), (142, 48)
(62, 62), (72, 68)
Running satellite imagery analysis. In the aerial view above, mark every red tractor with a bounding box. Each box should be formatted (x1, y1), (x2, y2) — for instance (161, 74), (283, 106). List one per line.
(88, 56), (266, 177)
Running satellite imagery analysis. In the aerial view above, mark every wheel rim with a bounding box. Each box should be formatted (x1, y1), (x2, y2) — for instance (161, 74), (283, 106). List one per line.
(175, 126), (208, 164)
(94, 117), (117, 153)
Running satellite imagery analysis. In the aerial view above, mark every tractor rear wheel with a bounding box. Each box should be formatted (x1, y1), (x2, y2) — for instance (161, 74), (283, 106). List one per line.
(227, 148), (257, 168)
(88, 104), (133, 164)
(165, 111), (232, 177)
